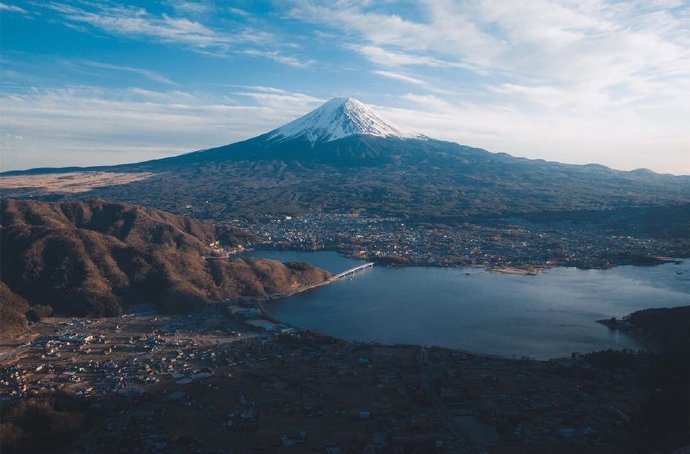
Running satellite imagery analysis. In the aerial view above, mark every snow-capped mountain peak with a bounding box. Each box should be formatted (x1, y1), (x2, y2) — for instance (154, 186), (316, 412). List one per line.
(268, 97), (423, 144)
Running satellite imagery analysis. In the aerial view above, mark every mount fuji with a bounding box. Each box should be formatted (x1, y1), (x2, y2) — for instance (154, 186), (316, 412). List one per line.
(269, 97), (423, 144)
(2, 97), (689, 222)
(144, 96), (451, 167)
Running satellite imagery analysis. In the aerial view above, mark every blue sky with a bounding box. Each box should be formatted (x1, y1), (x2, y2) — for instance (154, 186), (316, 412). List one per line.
(1, 0), (689, 174)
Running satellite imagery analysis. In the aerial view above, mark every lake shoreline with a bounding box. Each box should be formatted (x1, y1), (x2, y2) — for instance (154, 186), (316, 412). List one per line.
(248, 251), (689, 360)
(238, 245), (686, 276)
(595, 318), (660, 353)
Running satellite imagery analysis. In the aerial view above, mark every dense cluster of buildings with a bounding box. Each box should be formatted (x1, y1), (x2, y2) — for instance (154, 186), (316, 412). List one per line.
(232, 212), (687, 270)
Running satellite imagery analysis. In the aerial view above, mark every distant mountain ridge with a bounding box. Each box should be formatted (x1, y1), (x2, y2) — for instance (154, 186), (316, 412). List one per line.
(1, 98), (688, 222)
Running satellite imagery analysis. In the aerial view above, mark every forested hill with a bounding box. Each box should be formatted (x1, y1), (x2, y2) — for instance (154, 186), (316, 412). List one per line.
(0, 199), (330, 333)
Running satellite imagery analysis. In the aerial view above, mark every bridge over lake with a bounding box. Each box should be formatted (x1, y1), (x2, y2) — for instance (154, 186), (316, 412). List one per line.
(266, 262), (374, 300)
(332, 262), (374, 280)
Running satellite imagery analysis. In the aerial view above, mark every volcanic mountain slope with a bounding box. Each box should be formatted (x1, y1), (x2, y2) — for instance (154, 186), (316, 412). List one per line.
(0, 199), (331, 327)
(1, 97), (689, 222)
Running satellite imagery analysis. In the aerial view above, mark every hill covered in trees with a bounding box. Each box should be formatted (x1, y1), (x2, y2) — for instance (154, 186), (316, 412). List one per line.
(0, 199), (330, 333)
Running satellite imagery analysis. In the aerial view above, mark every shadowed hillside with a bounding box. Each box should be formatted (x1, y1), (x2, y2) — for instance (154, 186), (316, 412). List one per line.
(0, 283), (29, 337)
(626, 306), (690, 352)
(0, 199), (330, 329)
(589, 306), (690, 451)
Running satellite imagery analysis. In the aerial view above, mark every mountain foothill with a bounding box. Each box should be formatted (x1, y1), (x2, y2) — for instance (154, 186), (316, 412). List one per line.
(0, 199), (330, 334)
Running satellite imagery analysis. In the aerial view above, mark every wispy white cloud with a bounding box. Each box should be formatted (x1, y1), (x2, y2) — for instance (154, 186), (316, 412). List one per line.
(240, 49), (315, 68)
(372, 69), (458, 96)
(290, 0), (690, 112)
(230, 86), (324, 110)
(373, 70), (426, 86)
(399, 93), (452, 110)
(290, 1), (504, 68)
(81, 60), (177, 85)
(0, 86), (324, 171)
(45, 2), (230, 49)
(0, 2), (28, 14)
(42, 2), (310, 68)
(227, 7), (250, 17)
(351, 45), (474, 69)
(166, 0), (214, 15)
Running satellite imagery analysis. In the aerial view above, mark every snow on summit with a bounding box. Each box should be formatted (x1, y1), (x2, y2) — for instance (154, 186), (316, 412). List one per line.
(268, 97), (422, 144)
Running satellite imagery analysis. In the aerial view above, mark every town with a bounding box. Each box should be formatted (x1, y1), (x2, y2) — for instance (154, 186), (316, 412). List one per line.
(1, 298), (662, 453)
(229, 212), (688, 272)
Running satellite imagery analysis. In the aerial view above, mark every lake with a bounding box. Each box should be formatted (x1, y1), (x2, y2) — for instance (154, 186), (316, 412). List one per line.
(239, 250), (690, 359)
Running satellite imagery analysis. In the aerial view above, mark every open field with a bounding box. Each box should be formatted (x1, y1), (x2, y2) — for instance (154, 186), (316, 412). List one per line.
(0, 172), (154, 194)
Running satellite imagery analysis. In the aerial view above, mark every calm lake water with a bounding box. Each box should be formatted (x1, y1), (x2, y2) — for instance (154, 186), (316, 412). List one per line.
(240, 250), (690, 359)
